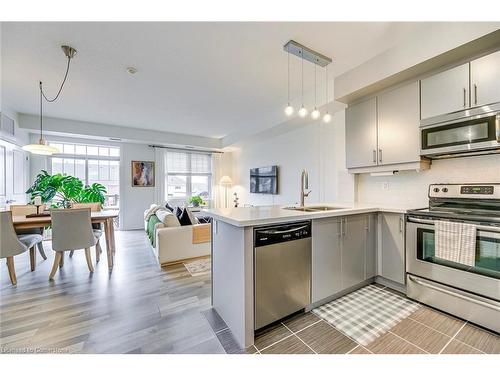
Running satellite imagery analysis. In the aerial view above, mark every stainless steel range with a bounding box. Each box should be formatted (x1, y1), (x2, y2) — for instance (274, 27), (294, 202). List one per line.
(406, 183), (500, 333)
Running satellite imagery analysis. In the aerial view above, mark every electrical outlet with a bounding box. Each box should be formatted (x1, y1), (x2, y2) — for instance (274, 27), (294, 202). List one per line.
(382, 182), (389, 191)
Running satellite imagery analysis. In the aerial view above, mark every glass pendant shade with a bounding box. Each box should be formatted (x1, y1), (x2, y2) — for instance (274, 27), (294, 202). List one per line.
(298, 106), (308, 118)
(311, 108), (320, 119)
(323, 112), (332, 123)
(284, 104), (294, 116)
(22, 138), (59, 155)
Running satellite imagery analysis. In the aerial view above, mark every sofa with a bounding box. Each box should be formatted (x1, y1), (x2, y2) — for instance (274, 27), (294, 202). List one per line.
(144, 204), (211, 266)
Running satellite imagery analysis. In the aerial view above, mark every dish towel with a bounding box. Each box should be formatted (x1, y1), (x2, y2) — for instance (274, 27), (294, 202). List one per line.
(435, 220), (476, 267)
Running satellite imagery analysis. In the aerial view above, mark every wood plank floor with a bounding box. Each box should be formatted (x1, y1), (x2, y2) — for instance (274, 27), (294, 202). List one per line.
(1, 230), (225, 354)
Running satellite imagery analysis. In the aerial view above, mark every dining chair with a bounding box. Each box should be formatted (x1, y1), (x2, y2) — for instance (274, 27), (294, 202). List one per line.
(69, 203), (103, 262)
(49, 208), (98, 280)
(1, 211), (43, 285)
(9, 204), (48, 260)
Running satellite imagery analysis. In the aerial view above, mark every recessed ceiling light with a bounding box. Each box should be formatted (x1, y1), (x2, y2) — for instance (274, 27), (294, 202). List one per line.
(126, 67), (138, 74)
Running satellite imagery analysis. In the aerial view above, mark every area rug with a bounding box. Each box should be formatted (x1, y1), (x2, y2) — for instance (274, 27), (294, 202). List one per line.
(313, 284), (419, 346)
(183, 257), (211, 276)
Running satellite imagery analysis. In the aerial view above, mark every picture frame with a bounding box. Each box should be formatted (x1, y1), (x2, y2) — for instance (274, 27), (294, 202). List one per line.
(131, 160), (155, 187)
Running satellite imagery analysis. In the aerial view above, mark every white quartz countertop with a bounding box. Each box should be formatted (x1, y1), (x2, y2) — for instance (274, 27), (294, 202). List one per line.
(202, 203), (420, 227)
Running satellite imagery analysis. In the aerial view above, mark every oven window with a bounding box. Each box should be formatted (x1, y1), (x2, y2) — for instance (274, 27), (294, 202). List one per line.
(421, 115), (496, 150)
(417, 228), (500, 279)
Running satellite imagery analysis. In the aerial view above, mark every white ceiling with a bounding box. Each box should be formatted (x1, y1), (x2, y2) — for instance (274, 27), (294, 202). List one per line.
(2, 22), (439, 142)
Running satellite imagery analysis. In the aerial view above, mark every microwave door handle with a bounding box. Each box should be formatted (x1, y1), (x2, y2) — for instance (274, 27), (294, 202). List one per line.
(407, 216), (500, 233)
(463, 88), (467, 108)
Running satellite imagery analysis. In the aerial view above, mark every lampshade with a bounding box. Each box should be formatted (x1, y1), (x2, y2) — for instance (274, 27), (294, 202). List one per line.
(22, 139), (59, 155)
(220, 176), (233, 186)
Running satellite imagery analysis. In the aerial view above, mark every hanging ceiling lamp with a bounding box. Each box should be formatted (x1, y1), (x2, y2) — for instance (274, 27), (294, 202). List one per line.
(284, 44), (294, 116)
(323, 63), (332, 123)
(297, 48), (308, 118)
(23, 45), (77, 155)
(311, 61), (320, 119)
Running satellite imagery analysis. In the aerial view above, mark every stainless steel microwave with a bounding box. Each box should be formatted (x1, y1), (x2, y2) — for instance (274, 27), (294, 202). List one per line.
(420, 109), (500, 159)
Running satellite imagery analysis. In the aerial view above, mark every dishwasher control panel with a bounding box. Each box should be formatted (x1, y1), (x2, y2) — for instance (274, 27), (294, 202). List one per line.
(254, 221), (311, 247)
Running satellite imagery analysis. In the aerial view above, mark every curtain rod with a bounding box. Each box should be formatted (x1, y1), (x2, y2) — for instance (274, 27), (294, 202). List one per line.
(148, 144), (224, 154)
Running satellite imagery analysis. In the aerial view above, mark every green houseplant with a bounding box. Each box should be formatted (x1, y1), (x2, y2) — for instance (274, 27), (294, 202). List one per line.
(27, 170), (107, 208)
(188, 195), (204, 207)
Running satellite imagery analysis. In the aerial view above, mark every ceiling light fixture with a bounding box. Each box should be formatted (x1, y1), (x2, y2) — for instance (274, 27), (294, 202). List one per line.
(323, 63), (332, 123)
(311, 60), (320, 120)
(126, 66), (138, 74)
(23, 45), (77, 155)
(298, 48), (308, 118)
(284, 45), (294, 116)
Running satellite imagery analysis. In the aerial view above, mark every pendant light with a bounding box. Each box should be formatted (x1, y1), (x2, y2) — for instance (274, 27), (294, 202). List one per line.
(298, 48), (308, 118)
(322, 63), (332, 123)
(23, 45), (77, 155)
(311, 60), (320, 119)
(284, 44), (294, 116)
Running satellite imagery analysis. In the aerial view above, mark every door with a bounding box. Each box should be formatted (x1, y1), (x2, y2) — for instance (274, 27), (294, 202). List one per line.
(342, 215), (367, 289)
(312, 217), (342, 303)
(0, 139), (28, 209)
(421, 63), (470, 120)
(470, 50), (500, 108)
(379, 213), (405, 284)
(345, 97), (378, 169)
(365, 214), (377, 279)
(377, 82), (420, 165)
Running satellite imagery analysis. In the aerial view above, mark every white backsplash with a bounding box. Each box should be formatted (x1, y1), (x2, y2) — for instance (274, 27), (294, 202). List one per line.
(356, 154), (500, 208)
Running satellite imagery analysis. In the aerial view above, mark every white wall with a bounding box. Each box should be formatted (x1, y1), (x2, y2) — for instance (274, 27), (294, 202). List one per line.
(231, 111), (348, 207)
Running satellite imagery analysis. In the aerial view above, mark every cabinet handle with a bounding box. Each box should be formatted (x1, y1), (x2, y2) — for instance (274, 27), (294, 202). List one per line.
(463, 87), (467, 108)
(378, 149), (382, 163)
(474, 84), (478, 105)
(399, 217), (404, 233)
(373, 150), (376, 164)
(339, 219), (343, 237)
(343, 218), (347, 237)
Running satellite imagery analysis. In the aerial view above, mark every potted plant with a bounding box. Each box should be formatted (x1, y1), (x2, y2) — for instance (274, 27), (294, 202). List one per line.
(27, 170), (107, 208)
(189, 195), (204, 207)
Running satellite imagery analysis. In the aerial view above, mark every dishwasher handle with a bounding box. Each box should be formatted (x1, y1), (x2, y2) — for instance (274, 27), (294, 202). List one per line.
(255, 221), (311, 247)
(258, 225), (309, 235)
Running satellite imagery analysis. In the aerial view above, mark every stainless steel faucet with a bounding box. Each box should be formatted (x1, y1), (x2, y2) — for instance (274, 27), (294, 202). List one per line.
(300, 169), (311, 207)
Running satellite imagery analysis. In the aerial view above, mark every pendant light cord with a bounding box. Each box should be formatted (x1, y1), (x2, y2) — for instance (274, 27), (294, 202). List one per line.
(301, 48), (304, 104)
(325, 64), (328, 108)
(287, 45), (290, 104)
(314, 61), (317, 108)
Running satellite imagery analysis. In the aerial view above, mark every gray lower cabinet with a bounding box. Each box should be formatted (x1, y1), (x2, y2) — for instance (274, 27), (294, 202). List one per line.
(378, 213), (405, 284)
(312, 217), (342, 303)
(312, 214), (377, 304)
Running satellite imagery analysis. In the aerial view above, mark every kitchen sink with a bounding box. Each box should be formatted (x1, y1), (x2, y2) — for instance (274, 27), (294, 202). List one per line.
(283, 206), (344, 212)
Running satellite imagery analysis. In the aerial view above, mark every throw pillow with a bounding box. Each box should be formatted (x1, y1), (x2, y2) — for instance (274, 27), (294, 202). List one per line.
(175, 206), (183, 219)
(165, 202), (175, 212)
(156, 209), (180, 227)
(178, 208), (193, 226)
(186, 208), (199, 224)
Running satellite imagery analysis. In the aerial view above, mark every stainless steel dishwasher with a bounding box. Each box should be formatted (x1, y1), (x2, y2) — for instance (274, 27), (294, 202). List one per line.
(254, 221), (312, 330)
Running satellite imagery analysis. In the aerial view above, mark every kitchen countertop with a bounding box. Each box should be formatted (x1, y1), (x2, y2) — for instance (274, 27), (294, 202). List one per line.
(202, 203), (420, 227)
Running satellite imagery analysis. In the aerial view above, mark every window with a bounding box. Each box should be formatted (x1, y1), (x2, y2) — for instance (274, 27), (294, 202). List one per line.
(166, 151), (212, 203)
(49, 142), (120, 207)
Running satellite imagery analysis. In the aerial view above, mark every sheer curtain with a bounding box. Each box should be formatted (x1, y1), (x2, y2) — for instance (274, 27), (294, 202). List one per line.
(211, 153), (223, 209)
(154, 147), (166, 206)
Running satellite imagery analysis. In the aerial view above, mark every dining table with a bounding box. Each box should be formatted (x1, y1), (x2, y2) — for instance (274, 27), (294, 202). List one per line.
(12, 210), (120, 270)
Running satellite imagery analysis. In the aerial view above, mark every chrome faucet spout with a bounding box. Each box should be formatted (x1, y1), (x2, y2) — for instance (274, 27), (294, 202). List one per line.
(300, 169), (311, 207)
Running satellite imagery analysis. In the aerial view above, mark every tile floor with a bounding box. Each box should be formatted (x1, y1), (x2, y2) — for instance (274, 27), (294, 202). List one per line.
(249, 284), (500, 355)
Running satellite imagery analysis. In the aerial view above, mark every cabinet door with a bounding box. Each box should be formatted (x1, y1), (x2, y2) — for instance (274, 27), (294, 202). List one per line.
(377, 82), (420, 165)
(365, 214), (377, 279)
(341, 215), (366, 290)
(471, 50), (500, 107)
(345, 98), (378, 169)
(378, 213), (405, 284)
(312, 217), (342, 303)
(421, 63), (470, 120)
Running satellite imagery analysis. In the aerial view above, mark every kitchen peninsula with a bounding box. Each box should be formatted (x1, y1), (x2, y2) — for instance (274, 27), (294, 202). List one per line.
(203, 204), (412, 348)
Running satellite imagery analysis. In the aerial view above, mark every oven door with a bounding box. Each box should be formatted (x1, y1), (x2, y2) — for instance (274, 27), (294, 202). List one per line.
(406, 216), (500, 301)
(420, 113), (500, 157)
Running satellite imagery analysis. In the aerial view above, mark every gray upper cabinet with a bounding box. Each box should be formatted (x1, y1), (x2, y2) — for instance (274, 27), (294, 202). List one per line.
(378, 213), (405, 285)
(377, 82), (420, 165)
(420, 63), (470, 120)
(312, 217), (342, 303)
(345, 98), (377, 169)
(341, 215), (367, 290)
(470, 50), (500, 107)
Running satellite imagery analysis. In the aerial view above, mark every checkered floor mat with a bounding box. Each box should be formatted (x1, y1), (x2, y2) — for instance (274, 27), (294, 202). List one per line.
(313, 285), (419, 346)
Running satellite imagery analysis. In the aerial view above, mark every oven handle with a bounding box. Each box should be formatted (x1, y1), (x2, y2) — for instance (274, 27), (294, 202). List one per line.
(407, 216), (500, 233)
(408, 275), (500, 312)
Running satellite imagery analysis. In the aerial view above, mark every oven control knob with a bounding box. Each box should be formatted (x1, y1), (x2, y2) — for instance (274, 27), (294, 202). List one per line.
(433, 187), (440, 193)
(442, 187), (448, 193)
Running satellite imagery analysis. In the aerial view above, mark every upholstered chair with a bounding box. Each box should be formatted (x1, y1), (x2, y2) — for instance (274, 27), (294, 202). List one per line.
(1, 211), (43, 285)
(9, 204), (48, 260)
(69, 203), (103, 261)
(49, 208), (98, 280)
